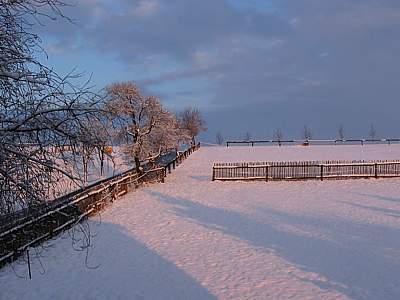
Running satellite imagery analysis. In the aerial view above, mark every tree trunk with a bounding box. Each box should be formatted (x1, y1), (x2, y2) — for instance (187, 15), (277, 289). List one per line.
(100, 149), (104, 176)
(134, 156), (142, 175)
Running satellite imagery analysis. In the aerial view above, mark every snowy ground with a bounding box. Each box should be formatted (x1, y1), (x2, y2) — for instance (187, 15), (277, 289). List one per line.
(1, 145), (400, 300)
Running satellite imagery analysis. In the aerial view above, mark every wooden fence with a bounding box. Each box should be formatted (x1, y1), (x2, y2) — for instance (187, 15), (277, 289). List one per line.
(226, 139), (400, 147)
(212, 160), (400, 181)
(0, 143), (200, 267)
(164, 143), (200, 174)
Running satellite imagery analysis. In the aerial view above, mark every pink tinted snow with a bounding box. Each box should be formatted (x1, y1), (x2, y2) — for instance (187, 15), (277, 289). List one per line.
(1, 145), (400, 300)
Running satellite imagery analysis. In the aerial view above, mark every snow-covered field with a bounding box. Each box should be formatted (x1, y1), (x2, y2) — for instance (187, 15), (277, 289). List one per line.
(1, 145), (400, 300)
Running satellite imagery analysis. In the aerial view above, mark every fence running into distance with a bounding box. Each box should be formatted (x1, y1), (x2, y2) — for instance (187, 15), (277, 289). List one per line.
(0, 143), (200, 267)
(212, 160), (400, 182)
(226, 139), (400, 147)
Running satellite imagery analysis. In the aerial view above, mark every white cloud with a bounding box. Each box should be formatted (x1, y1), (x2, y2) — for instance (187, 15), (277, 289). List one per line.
(133, 0), (159, 17)
(46, 43), (65, 55)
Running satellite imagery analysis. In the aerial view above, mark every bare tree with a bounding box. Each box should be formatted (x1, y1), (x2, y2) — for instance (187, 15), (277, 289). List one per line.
(273, 128), (283, 146)
(104, 82), (187, 174)
(369, 124), (377, 139)
(244, 132), (251, 141)
(302, 125), (312, 140)
(338, 124), (345, 140)
(216, 132), (224, 145)
(0, 0), (108, 214)
(179, 106), (207, 145)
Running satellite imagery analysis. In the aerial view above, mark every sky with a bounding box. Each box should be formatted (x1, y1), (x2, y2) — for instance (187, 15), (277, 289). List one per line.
(35, 0), (400, 142)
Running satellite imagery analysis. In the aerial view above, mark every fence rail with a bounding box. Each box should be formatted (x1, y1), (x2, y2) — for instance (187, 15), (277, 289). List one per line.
(212, 160), (400, 182)
(226, 139), (400, 147)
(163, 143), (200, 174)
(0, 144), (200, 267)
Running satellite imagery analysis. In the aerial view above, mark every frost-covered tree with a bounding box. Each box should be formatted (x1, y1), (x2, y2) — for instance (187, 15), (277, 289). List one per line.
(216, 132), (224, 145)
(0, 0), (107, 214)
(273, 128), (283, 146)
(302, 125), (312, 140)
(104, 82), (187, 174)
(143, 109), (188, 160)
(338, 124), (345, 140)
(179, 106), (206, 145)
(244, 132), (251, 141)
(369, 124), (377, 139)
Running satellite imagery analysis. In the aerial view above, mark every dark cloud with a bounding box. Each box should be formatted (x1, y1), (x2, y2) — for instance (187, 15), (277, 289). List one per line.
(38, 0), (400, 140)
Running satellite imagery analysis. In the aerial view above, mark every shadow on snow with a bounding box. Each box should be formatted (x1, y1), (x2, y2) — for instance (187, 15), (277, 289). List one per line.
(0, 221), (217, 300)
(148, 190), (400, 300)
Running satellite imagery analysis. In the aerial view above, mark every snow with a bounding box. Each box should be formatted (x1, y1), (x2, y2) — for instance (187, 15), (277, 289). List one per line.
(85, 147), (129, 182)
(1, 145), (400, 300)
(214, 144), (400, 162)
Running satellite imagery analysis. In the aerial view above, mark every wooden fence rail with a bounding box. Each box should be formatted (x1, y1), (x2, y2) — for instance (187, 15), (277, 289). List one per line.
(212, 160), (400, 182)
(226, 139), (400, 147)
(0, 143), (200, 267)
(164, 143), (200, 174)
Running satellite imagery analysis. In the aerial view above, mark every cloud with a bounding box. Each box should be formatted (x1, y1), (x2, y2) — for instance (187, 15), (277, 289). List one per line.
(133, 0), (160, 16)
(38, 0), (400, 139)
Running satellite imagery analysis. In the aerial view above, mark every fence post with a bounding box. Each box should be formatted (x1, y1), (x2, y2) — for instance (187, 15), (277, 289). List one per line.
(320, 165), (324, 181)
(226, 142), (229, 147)
(265, 165), (269, 182)
(27, 248), (32, 280)
(161, 169), (165, 183)
(212, 167), (215, 181)
(375, 163), (378, 178)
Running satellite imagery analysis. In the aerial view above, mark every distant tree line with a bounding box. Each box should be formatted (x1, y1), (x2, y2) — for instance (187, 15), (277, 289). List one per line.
(224, 123), (380, 143)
